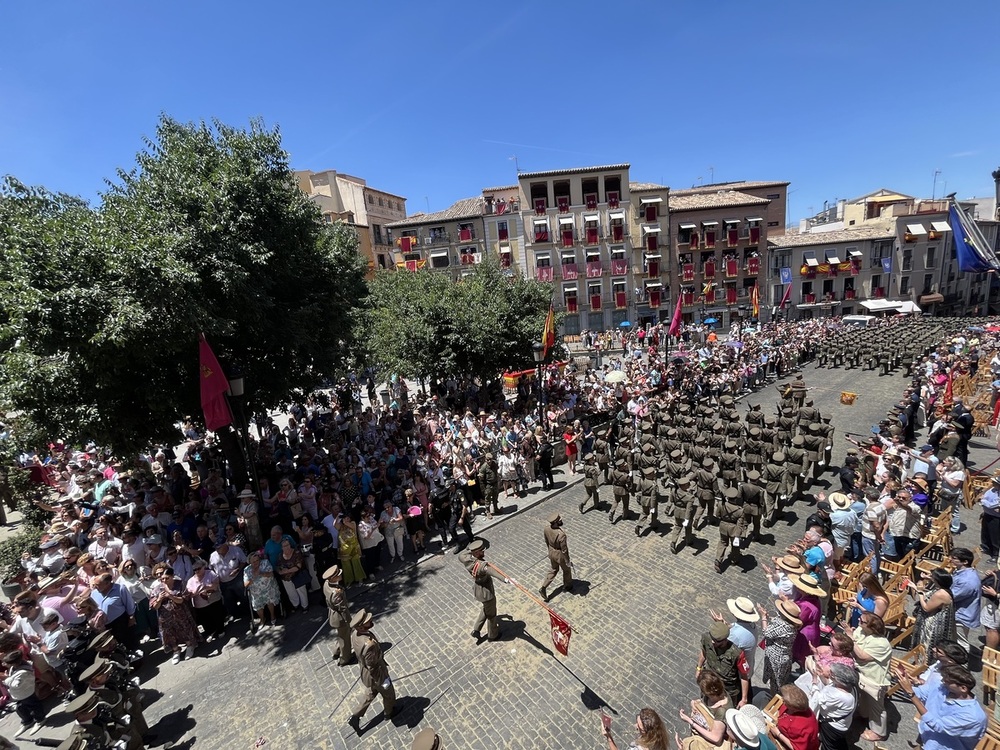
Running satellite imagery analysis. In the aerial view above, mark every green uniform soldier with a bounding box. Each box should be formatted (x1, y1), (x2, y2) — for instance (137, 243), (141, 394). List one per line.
(634, 466), (660, 537)
(760, 416), (779, 453)
(746, 404), (764, 427)
(740, 471), (767, 541)
(819, 417), (835, 467)
(665, 448), (690, 481)
(816, 343), (829, 368)
(78, 658), (148, 742)
(719, 440), (741, 489)
(707, 424), (725, 460)
(715, 487), (748, 574)
(763, 452), (787, 526)
(609, 459), (632, 524)
(877, 348), (890, 376)
(693, 457), (719, 529)
(593, 430), (611, 482)
(477, 453), (500, 517)
(667, 474), (697, 554)
(744, 428), (764, 468)
(777, 408), (796, 446)
(580, 452), (601, 513)
(348, 608), (396, 732)
(540, 513), (573, 600)
(459, 539), (508, 642)
(65, 690), (132, 750)
(801, 423), (826, 482)
(323, 565), (353, 666)
(688, 434), (710, 465)
(785, 436), (807, 499)
(831, 339), (845, 368)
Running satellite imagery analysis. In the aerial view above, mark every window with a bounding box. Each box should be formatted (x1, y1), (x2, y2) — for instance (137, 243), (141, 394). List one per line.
(378, 197), (384, 207)
(533, 219), (549, 243)
(900, 276), (910, 295)
(373, 224), (383, 245)
(767, 221), (780, 227)
(377, 254), (387, 269)
(458, 223), (474, 242)
(563, 285), (578, 313)
(926, 246), (936, 268)
(870, 240), (893, 267)
(497, 220), (509, 242)
(368, 195), (375, 204)
(766, 193), (781, 200)
(923, 273), (934, 293)
(902, 248), (912, 271)
(430, 251), (450, 268)
(678, 223), (696, 245)
(588, 282), (602, 312)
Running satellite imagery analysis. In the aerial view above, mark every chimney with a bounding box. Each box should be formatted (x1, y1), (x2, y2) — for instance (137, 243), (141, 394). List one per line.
(993, 167), (1000, 220)
(837, 199), (846, 220)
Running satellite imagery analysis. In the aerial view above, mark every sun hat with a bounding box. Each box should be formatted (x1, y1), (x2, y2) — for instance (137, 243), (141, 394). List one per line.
(828, 492), (852, 510)
(775, 599), (803, 626)
(726, 597), (760, 623)
(791, 573), (827, 598)
(775, 554), (806, 575)
(725, 708), (761, 748)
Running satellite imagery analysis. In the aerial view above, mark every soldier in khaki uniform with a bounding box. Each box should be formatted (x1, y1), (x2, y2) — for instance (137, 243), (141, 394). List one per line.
(593, 429), (611, 482)
(668, 473), (697, 554)
(539, 513), (572, 600)
(801, 422), (826, 483)
(609, 459), (632, 524)
(715, 487), (748, 574)
(64, 690), (126, 750)
(740, 470), (767, 541)
(348, 609), (396, 732)
(763, 452), (787, 527)
(693, 457), (719, 530)
(580, 452), (601, 513)
(323, 565), (353, 666)
(459, 539), (508, 641)
(477, 452), (500, 518)
(634, 466), (660, 537)
(78, 658), (148, 741)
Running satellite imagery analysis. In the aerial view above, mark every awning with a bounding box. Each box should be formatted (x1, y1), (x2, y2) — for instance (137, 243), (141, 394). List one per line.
(559, 217), (574, 226)
(826, 254), (841, 264)
(805, 257), (820, 267)
(848, 249), (863, 258)
(609, 211), (626, 220)
(534, 253), (550, 262)
(639, 197), (663, 204)
(533, 218), (548, 226)
(679, 222), (697, 230)
(499, 244), (511, 253)
(645, 281), (664, 289)
(701, 220), (719, 227)
(561, 251), (576, 259)
(860, 299), (905, 312)
(897, 301), (922, 314)
(919, 293), (944, 304)
(931, 221), (951, 232)
(644, 253), (662, 260)
(583, 214), (599, 223)
(746, 216), (763, 223)
(724, 218), (739, 226)
(906, 223), (927, 235)
(562, 283), (578, 292)
(643, 226), (661, 234)
(430, 250), (449, 259)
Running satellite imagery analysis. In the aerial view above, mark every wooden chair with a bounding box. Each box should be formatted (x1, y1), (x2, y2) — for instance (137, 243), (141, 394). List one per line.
(983, 661), (999, 708)
(987, 717), (1000, 740)
(762, 694), (784, 722)
(883, 596), (915, 648)
(879, 549), (915, 584)
(967, 472), (993, 509)
(887, 644), (926, 698)
(983, 646), (1000, 668)
(977, 730), (1000, 750)
(914, 528), (954, 578)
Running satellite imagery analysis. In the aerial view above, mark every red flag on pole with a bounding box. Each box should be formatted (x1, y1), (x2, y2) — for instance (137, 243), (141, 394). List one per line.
(541, 305), (556, 359)
(778, 283), (792, 310)
(549, 611), (572, 656)
(750, 283), (760, 318)
(199, 335), (233, 432)
(944, 370), (954, 406)
(667, 292), (683, 337)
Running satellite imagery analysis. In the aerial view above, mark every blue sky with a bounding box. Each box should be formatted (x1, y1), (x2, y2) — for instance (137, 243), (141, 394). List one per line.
(2, 0), (998, 225)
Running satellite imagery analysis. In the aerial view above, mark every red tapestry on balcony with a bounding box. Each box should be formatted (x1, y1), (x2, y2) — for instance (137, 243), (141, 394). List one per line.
(590, 294), (602, 311)
(690, 232), (699, 249)
(535, 230), (549, 243)
(683, 263), (694, 281)
(645, 204), (657, 222)
(828, 264), (838, 276)
(611, 258), (628, 275)
(704, 260), (715, 277)
(646, 235), (658, 252)
(844, 289), (856, 300)
(461, 253), (475, 265)
(498, 227), (509, 241)
(586, 227), (598, 245)
(587, 261), (603, 278)
(566, 296), (578, 313)
(615, 292), (627, 310)
(850, 258), (860, 276)
(726, 286), (737, 305)
(611, 225), (623, 242)
(727, 229), (738, 247)
(557, 197), (569, 213)
(399, 236), (414, 253)
(648, 290), (661, 308)
(683, 291), (694, 305)
(585, 194), (597, 210)
(607, 192), (619, 208)
(562, 263), (578, 280)
(747, 257), (760, 275)
(536, 266), (554, 282)
(562, 230), (574, 248)
(705, 231), (716, 249)
(726, 259), (738, 278)
(534, 198), (546, 215)
(647, 260), (659, 277)
(459, 228), (472, 241)
(805, 293), (816, 303)
(873, 287), (884, 298)
(405, 260), (418, 272)
(749, 227), (760, 245)
(500, 253), (511, 268)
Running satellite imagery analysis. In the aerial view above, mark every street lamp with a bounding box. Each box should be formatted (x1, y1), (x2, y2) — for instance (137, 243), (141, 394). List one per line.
(227, 371), (262, 506)
(532, 342), (546, 432)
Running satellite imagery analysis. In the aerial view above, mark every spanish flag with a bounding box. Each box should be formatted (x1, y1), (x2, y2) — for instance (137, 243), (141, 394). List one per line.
(702, 281), (714, 300)
(541, 305), (556, 359)
(750, 283), (760, 317)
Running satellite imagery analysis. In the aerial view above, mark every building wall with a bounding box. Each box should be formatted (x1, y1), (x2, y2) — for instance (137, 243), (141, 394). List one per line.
(739, 185), (788, 235)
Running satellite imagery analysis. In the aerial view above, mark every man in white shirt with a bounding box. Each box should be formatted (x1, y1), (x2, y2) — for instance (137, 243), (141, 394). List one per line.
(209, 540), (248, 620)
(87, 528), (124, 566)
(121, 527), (146, 564)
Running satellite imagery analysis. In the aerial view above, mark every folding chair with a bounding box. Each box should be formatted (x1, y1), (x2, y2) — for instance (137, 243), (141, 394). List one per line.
(762, 694), (785, 722)
(879, 549), (915, 585)
(983, 661), (999, 708)
(887, 644), (926, 698)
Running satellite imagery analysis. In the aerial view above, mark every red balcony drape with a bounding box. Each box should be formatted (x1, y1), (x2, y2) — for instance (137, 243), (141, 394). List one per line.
(705, 231), (716, 249)
(459, 229), (471, 241)
(586, 227), (598, 245)
(749, 227), (760, 245)
(536, 266), (554, 282)
(561, 230), (574, 248)
(611, 224), (623, 242)
(648, 290), (661, 308)
(683, 263), (694, 281)
(683, 291), (694, 305)
(646, 235), (658, 252)
(644, 204), (657, 222)
(615, 292), (627, 310)
(726, 259), (738, 278)
(534, 199), (546, 215)
(562, 263), (578, 280)
(586, 261), (603, 278)
(566, 296), (578, 312)
(590, 294), (602, 311)
(647, 260), (659, 277)
(611, 258), (628, 275)
(727, 229), (738, 247)
(747, 257), (760, 275)
(704, 260), (715, 277)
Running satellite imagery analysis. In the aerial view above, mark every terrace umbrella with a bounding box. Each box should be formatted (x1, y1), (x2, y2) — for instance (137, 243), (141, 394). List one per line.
(604, 370), (628, 384)
(703, 317), (718, 325)
(619, 321), (632, 328)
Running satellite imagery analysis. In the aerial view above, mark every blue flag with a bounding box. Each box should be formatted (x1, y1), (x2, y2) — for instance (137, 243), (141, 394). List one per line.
(881, 257), (892, 274)
(950, 203), (1000, 273)
(779, 267), (792, 284)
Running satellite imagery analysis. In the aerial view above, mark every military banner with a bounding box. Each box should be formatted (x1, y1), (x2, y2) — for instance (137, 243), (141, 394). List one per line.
(550, 611), (572, 656)
(840, 392), (858, 406)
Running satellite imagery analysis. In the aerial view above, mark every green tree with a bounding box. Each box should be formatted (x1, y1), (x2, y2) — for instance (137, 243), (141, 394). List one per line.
(0, 116), (367, 471)
(365, 257), (559, 383)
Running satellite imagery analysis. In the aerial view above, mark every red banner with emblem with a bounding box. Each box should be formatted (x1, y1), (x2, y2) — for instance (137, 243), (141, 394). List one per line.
(550, 611), (572, 656)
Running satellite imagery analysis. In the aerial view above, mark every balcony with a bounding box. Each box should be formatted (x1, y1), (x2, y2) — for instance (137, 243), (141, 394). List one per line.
(726, 229), (739, 248)
(535, 266), (554, 282)
(533, 230), (551, 244)
(560, 230), (575, 249)
(904, 233), (918, 243)
(872, 287), (885, 298)
(584, 227), (600, 246)
(460, 252), (480, 266)
(844, 289), (856, 300)
(483, 199), (520, 215)
(426, 232), (450, 245)
(458, 228), (476, 242)
(561, 263), (579, 280)
(610, 258), (629, 276)
(928, 230), (944, 240)
(586, 261), (604, 278)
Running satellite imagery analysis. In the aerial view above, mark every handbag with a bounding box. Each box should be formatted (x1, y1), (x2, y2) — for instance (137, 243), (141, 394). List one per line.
(290, 501), (305, 519)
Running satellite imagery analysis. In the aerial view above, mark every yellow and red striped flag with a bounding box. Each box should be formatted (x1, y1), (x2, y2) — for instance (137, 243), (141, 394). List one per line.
(541, 305), (556, 359)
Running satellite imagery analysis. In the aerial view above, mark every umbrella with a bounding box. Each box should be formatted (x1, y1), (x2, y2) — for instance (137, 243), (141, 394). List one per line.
(987, 325), (1000, 333)
(619, 321), (632, 328)
(604, 370), (628, 384)
(407, 506), (423, 517)
(703, 317), (718, 325)
(725, 341), (744, 348)
(968, 326), (986, 333)
(670, 356), (689, 365)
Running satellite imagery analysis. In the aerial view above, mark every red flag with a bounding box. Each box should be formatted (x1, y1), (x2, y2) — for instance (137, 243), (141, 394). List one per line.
(667, 292), (683, 337)
(750, 283), (760, 317)
(199, 335), (232, 432)
(944, 370), (954, 406)
(778, 283), (792, 310)
(549, 611), (572, 656)
(541, 305), (556, 359)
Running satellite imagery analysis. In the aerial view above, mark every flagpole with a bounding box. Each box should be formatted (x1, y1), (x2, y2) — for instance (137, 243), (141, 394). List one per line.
(486, 562), (579, 633)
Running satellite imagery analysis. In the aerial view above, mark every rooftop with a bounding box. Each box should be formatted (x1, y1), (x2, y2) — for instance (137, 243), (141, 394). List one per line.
(385, 197), (483, 228)
(671, 180), (789, 196)
(518, 164), (630, 179)
(482, 185), (518, 193)
(768, 221), (896, 248)
(629, 181), (668, 192)
(669, 191), (771, 211)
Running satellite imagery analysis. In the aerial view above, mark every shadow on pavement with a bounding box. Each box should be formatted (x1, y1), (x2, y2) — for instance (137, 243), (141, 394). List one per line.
(390, 694), (432, 729)
(149, 703), (195, 746)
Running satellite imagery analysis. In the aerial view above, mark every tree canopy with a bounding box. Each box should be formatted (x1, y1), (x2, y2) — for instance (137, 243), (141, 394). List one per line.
(365, 258), (559, 383)
(0, 115), (367, 453)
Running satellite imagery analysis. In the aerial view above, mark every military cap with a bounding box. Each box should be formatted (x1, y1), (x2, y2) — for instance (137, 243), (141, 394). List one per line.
(724, 440), (737, 450)
(66, 690), (103, 716)
(709, 621), (730, 641)
(641, 467), (656, 478)
(713, 421), (724, 431)
(772, 452), (786, 462)
(468, 539), (486, 552)
(616, 459), (628, 469)
(669, 450), (683, 460)
(702, 458), (715, 469)
(808, 423), (821, 432)
(548, 512), (562, 525)
(791, 435), (804, 446)
(746, 470), (761, 482)
(683, 417), (695, 426)
(89, 631), (116, 651)
(724, 487), (739, 500)
(322, 565), (343, 581)
(639, 421), (653, 432)
(729, 413), (741, 422)
(642, 441), (655, 453)
(667, 428), (679, 438)
(79, 657), (113, 682)
(748, 427), (761, 438)
(694, 434), (707, 444)
(412, 728), (444, 750)
(351, 608), (374, 630)
(678, 404), (691, 413)
(720, 396), (734, 406)
(583, 452), (596, 462)
(677, 474), (693, 485)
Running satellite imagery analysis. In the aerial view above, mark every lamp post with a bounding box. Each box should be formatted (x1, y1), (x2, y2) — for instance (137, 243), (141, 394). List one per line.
(227, 372), (262, 505)
(532, 342), (545, 432)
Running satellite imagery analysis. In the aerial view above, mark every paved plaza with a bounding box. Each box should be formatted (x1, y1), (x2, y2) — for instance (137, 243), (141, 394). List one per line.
(3, 358), (996, 749)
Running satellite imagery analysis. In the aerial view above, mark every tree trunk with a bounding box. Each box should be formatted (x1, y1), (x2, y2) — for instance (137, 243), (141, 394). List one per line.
(216, 426), (249, 491)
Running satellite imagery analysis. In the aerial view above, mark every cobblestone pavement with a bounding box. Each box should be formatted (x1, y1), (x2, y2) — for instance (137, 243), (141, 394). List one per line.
(5, 359), (997, 750)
